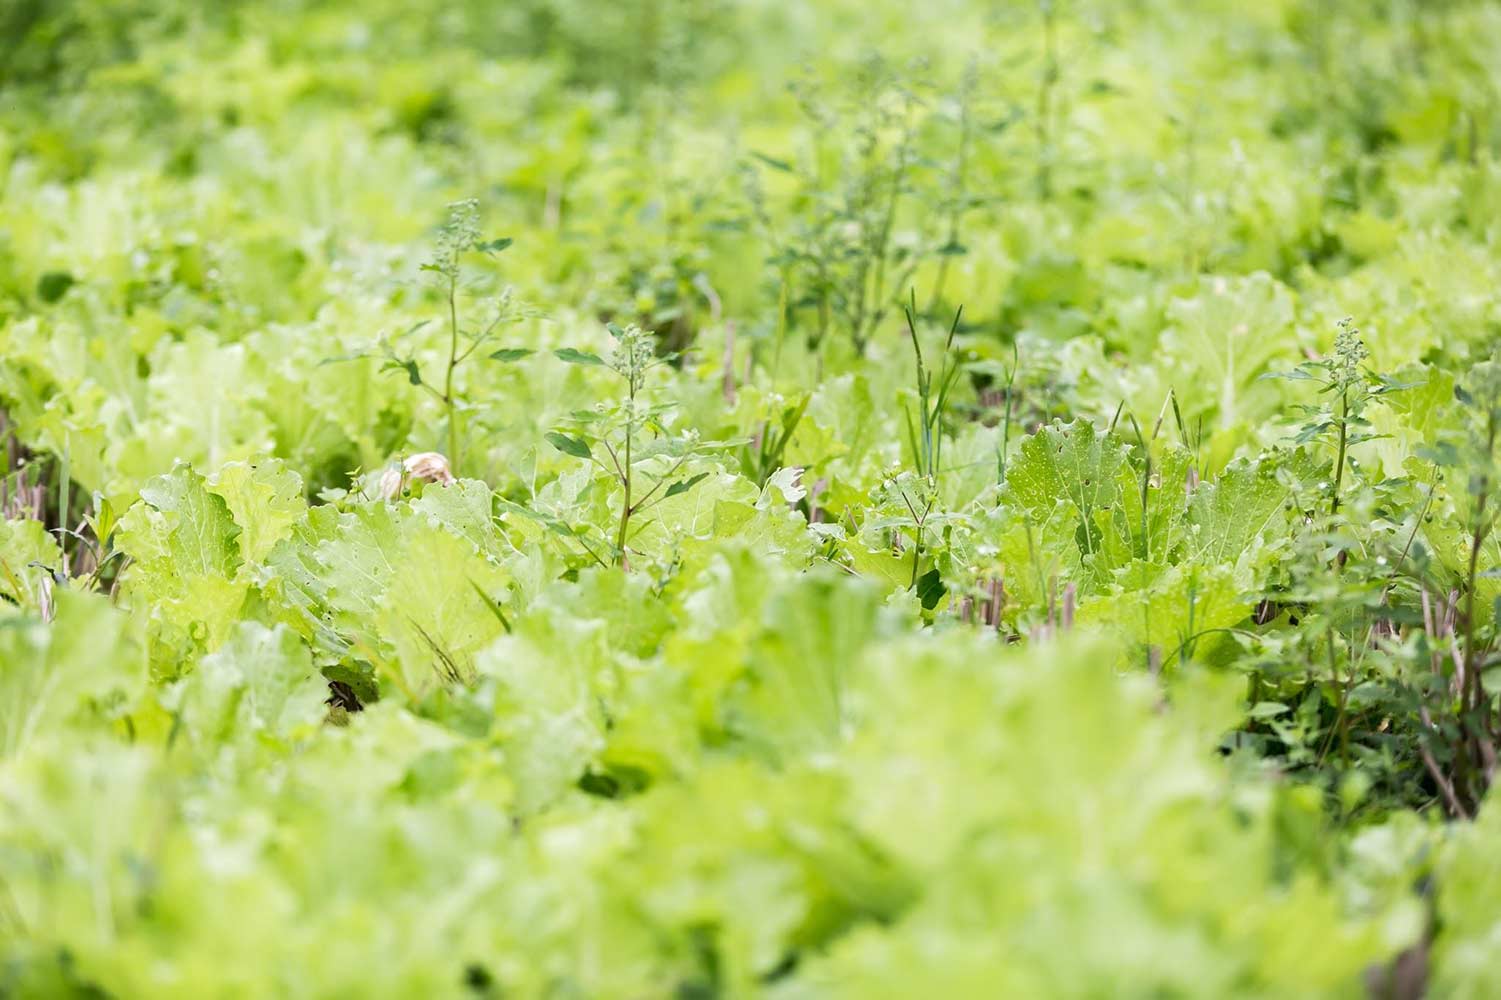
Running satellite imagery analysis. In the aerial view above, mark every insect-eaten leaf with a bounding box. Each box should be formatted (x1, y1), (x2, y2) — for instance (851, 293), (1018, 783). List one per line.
(555, 348), (606, 366)
(490, 347), (535, 362)
(546, 431), (593, 459)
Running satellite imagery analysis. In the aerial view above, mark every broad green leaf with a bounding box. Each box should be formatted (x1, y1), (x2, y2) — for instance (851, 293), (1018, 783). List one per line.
(0, 518), (63, 610)
(1079, 560), (1249, 663)
(126, 464), (243, 579)
(1159, 273), (1297, 431)
(554, 348), (606, 366)
(210, 459), (306, 564)
(175, 621), (326, 744)
(728, 571), (878, 761)
(1185, 451), (1315, 566)
(1003, 419), (1129, 584)
(0, 590), (145, 755)
(478, 611), (610, 813)
(377, 523), (510, 697)
(411, 478), (502, 559)
(116, 464), (247, 659)
(1102, 444), (1194, 568)
(1004, 419), (1127, 522)
(546, 431), (593, 459)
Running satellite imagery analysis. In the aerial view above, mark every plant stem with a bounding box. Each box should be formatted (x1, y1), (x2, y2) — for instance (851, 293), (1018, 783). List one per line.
(57, 446), (70, 568)
(898, 487), (926, 589)
(1335, 629), (1351, 767)
(616, 376), (636, 570)
(1461, 412), (1494, 722)
(998, 345), (1018, 483)
(910, 531), (922, 589)
(1330, 389), (1349, 516)
(445, 271), (461, 473)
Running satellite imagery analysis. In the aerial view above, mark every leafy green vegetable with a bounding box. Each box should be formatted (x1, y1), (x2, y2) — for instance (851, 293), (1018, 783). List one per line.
(3, 0), (1501, 993)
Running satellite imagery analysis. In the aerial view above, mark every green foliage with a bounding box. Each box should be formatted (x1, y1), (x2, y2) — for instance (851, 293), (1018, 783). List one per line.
(546, 323), (728, 570)
(5, 0), (1501, 994)
(0, 516), (62, 610)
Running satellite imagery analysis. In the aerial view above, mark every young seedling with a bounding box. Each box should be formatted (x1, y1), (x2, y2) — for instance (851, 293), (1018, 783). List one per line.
(874, 295), (966, 594)
(903, 294), (964, 486)
(739, 393), (811, 489)
(416, 199), (518, 474)
(550, 323), (718, 571)
(325, 200), (518, 476)
(1266, 318), (1412, 517)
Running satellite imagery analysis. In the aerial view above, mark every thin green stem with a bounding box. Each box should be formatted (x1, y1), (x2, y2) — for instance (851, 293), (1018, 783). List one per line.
(616, 379), (636, 570)
(1330, 389), (1349, 516)
(444, 271), (461, 473)
(1461, 413), (1494, 718)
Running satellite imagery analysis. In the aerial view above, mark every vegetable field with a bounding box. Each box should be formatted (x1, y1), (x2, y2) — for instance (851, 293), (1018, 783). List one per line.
(4, 0), (1501, 996)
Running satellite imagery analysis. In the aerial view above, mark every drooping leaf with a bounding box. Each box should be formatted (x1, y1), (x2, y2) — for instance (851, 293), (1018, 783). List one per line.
(663, 472), (711, 500)
(382, 358), (424, 386)
(547, 432), (593, 459)
(915, 567), (947, 610)
(554, 348), (606, 367)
